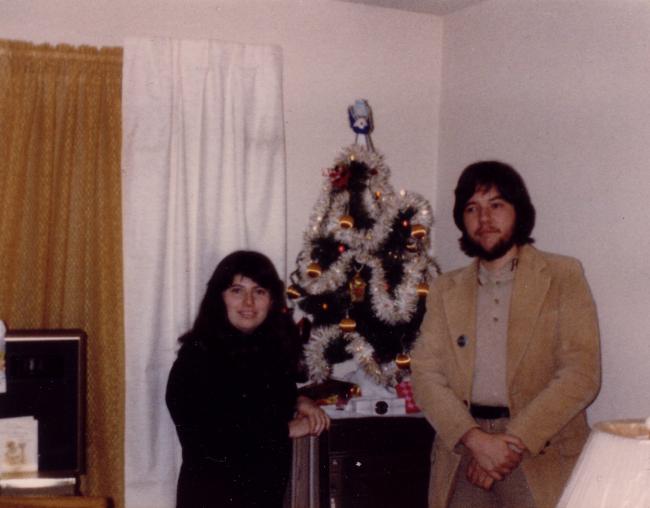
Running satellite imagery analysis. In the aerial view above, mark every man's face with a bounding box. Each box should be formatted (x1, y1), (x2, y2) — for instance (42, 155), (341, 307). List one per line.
(462, 185), (517, 261)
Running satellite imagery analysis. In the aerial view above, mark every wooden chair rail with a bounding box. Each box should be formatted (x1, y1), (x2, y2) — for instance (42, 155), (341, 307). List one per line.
(0, 496), (111, 508)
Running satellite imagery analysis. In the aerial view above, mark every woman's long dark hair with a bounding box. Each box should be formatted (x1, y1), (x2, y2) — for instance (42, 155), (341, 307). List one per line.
(179, 251), (300, 367)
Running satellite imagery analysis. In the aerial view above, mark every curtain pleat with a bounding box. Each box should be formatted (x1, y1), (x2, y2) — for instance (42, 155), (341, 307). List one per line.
(122, 37), (287, 508)
(0, 40), (124, 508)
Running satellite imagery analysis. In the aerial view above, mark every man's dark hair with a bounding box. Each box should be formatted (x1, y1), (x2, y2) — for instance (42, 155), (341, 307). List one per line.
(453, 160), (536, 257)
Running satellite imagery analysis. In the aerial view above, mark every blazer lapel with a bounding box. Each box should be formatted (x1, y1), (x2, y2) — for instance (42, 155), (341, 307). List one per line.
(442, 263), (478, 395)
(507, 245), (551, 388)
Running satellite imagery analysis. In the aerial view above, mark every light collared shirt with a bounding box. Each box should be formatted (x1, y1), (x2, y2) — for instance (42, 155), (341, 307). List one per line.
(470, 258), (518, 406)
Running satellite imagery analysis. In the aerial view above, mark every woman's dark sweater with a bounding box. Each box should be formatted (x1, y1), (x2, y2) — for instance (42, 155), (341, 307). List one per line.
(166, 326), (298, 508)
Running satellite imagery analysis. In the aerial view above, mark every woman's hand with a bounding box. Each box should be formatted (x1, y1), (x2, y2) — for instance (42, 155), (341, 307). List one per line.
(288, 416), (312, 439)
(295, 395), (331, 436)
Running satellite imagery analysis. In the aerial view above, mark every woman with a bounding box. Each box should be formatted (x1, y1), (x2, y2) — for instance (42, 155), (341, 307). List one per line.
(166, 250), (329, 508)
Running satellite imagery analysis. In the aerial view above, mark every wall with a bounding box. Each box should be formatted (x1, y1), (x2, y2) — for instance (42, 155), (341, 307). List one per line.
(438, 0), (650, 422)
(0, 0), (442, 276)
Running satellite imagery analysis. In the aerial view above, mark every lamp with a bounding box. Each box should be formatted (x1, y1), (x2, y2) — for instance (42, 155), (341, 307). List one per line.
(556, 418), (650, 508)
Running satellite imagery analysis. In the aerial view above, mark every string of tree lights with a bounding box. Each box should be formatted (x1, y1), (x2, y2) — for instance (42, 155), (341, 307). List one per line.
(288, 100), (438, 387)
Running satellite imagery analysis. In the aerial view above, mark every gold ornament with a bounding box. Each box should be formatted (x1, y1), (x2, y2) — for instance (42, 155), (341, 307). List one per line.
(339, 317), (357, 333)
(307, 262), (322, 278)
(339, 215), (354, 229)
(395, 353), (411, 370)
(406, 238), (418, 252)
(411, 224), (427, 239)
(416, 281), (430, 297)
(349, 272), (367, 303)
(286, 285), (301, 299)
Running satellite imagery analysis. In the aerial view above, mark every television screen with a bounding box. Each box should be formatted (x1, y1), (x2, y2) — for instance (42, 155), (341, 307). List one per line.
(0, 330), (85, 474)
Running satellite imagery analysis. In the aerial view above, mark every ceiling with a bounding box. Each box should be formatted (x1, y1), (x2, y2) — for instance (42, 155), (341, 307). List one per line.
(336, 0), (488, 16)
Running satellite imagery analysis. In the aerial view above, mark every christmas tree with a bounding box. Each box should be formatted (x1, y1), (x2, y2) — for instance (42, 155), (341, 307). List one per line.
(288, 100), (438, 388)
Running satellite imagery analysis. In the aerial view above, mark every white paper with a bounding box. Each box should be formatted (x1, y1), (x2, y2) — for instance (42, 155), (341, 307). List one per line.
(0, 416), (38, 473)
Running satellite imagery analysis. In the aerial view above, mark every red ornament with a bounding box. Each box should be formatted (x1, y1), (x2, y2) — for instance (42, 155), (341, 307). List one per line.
(328, 164), (350, 190)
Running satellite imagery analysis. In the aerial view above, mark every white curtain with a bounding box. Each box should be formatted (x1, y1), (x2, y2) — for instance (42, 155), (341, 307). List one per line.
(121, 37), (287, 508)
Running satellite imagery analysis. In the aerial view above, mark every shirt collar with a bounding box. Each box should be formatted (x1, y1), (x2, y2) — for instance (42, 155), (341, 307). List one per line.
(478, 257), (518, 286)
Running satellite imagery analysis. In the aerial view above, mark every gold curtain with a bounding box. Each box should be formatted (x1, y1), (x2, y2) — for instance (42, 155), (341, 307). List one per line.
(0, 40), (124, 508)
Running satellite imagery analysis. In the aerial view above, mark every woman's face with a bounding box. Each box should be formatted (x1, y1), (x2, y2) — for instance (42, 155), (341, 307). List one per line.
(222, 275), (272, 334)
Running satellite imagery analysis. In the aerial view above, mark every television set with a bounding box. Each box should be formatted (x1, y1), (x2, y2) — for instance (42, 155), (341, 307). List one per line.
(0, 330), (85, 475)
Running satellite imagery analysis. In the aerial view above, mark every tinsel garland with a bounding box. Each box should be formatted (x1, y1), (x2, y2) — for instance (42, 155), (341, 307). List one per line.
(296, 145), (434, 322)
(303, 325), (341, 383)
(363, 254), (430, 324)
(303, 324), (400, 386)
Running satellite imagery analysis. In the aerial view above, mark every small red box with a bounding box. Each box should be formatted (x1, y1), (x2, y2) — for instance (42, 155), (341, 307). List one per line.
(396, 380), (420, 414)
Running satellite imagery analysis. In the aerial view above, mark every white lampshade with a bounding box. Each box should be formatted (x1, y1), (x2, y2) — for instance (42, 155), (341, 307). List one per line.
(556, 418), (650, 508)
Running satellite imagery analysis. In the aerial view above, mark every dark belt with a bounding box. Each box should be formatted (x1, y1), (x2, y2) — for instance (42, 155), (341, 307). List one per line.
(470, 403), (510, 420)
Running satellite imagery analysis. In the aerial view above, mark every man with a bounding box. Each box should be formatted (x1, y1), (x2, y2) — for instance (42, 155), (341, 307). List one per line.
(411, 161), (601, 508)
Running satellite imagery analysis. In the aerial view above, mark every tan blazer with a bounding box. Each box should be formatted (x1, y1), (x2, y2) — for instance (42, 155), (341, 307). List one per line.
(411, 245), (601, 508)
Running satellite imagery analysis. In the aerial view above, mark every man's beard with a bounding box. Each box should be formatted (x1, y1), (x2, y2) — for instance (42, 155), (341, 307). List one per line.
(466, 231), (517, 261)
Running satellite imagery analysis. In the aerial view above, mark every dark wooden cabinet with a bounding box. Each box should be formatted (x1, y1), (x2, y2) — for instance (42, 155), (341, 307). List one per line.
(290, 416), (435, 508)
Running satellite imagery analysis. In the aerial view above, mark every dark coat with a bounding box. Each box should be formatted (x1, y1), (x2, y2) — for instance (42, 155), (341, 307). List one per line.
(166, 326), (298, 508)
